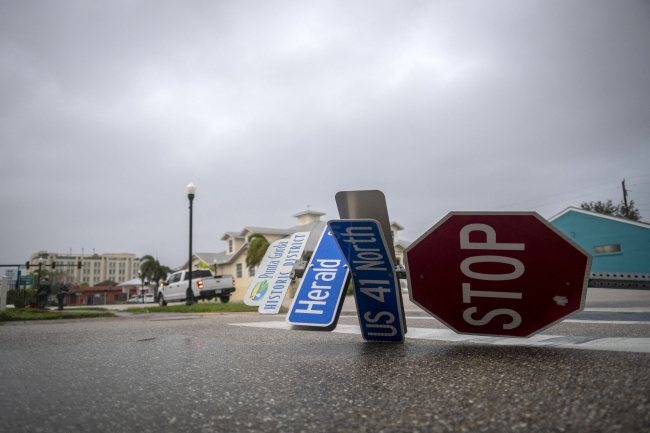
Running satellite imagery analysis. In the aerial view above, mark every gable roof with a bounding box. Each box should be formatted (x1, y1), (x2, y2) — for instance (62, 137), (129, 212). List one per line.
(390, 221), (405, 231)
(220, 231), (244, 241)
(395, 239), (412, 250)
(194, 251), (232, 265)
(94, 280), (119, 287)
(238, 227), (295, 237)
(549, 207), (650, 229)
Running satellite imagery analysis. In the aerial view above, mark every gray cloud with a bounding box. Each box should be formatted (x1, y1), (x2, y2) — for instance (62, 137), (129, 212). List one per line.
(1, 0), (649, 268)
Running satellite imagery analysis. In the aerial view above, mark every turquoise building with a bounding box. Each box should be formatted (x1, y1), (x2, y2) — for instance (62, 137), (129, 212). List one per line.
(549, 207), (650, 274)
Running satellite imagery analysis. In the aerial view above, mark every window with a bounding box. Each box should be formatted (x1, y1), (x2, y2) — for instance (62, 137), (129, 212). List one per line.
(93, 277), (99, 282)
(193, 270), (212, 278)
(249, 266), (255, 277)
(94, 262), (101, 268)
(228, 239), (233, 254)
(109, 270), (115, 275)
(594, 244), (622, 255)
(236, 264), (243, 278)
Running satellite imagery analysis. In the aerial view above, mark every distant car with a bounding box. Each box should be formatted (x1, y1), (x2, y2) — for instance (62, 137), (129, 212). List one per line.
(158, 270), (236, 306)
(144, 294), (154, 303)
(128, 295), (144, 303)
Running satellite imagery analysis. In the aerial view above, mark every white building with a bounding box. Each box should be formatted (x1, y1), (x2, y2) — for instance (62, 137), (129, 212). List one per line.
(27, 251), (140, 285)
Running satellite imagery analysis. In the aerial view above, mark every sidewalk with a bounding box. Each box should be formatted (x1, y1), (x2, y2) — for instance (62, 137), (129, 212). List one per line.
(339, 287), (650, 313)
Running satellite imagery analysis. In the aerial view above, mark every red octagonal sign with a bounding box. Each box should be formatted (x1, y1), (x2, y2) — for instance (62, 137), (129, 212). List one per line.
(404, 212), (592, 337)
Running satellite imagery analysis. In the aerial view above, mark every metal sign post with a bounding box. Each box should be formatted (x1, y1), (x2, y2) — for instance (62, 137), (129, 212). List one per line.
(0, 276), (7, 311)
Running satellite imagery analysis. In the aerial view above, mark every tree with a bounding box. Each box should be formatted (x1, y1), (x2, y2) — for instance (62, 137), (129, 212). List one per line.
(246, 233), (270, 272)
(140, 255), (172, 299)
(581, 200), (642, 221)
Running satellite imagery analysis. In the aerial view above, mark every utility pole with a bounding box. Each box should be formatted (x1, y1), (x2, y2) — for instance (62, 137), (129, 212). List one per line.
(622, 179), (628, 207)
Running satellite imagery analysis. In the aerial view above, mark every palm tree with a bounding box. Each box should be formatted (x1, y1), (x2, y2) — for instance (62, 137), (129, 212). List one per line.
(140, 255), (172, 299)
(246, 233), (270, 273)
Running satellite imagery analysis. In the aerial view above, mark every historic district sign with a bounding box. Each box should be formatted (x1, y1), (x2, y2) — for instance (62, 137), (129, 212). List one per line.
(404, 212), (592, 337)
(244, 231), (310, 314)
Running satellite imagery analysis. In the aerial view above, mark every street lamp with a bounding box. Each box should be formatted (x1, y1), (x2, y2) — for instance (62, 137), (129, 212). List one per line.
(36, 257), (43, 288)
(186, 182), (196, 305)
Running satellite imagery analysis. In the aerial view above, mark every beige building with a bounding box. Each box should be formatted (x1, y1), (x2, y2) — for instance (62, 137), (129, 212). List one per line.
(27, 251), (140, 286)
(187, 210), (410, 302)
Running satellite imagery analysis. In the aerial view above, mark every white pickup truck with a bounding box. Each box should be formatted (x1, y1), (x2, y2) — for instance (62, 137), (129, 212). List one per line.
(158, 269), (236, 306)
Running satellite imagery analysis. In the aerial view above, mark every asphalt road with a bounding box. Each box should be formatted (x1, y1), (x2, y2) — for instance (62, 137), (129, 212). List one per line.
(1, 288), (649, 432)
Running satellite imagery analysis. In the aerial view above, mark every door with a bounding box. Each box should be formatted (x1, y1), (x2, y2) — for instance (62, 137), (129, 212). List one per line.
(166, 272), (183, 300)
(87, 296), (94, 305)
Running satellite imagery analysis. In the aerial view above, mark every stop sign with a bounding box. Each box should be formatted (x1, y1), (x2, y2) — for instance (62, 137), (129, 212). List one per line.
(404, 212), (592, 337)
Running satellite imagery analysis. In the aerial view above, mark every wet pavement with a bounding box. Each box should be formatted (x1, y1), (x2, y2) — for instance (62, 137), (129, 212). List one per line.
(0, 289), (649, 432)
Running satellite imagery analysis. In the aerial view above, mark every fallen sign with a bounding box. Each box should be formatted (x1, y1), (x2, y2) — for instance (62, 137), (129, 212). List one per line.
(244, 231), (310, 314)
(404, 212), (592, 338)
(329, 219), (406, 343)
(286, 227), (350, 330)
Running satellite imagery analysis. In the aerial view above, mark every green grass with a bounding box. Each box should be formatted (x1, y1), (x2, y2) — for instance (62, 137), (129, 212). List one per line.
(125, 302), (258, 314)
(0, 308), (115, 322)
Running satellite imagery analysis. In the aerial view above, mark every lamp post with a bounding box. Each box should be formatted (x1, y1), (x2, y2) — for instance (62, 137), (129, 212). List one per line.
(213, 259), (217, 276)
(36, 257), (43, 288)
(186, 182), (196, 306)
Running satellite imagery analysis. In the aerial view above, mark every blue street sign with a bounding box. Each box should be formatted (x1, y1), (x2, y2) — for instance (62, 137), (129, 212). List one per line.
(328, 219), (406, 343)
(287, 228), (350, 328)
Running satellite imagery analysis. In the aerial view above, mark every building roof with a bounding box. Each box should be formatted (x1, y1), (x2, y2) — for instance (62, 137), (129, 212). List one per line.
(94, 280), (119, 287)
(220, 231), (244, 241)
(72, 285), (123, 294)
(238, 227), (295, 237)
(395, 239), (412, 250)
(194, 251), (231, 265)
(286, 220), (325, 232)
(549, 207), (650, 229)
(292, 209), (326, 218)
(390, 221), (405, 231)
(119, 278), (150, 286)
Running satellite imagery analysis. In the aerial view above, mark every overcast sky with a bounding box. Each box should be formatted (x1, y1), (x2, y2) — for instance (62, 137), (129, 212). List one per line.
(1, 0), (649, 270)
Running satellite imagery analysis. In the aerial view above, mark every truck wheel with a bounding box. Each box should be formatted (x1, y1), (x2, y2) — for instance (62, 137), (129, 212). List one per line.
(220, 296), (230, 303)
(158, 294), (167, 307)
